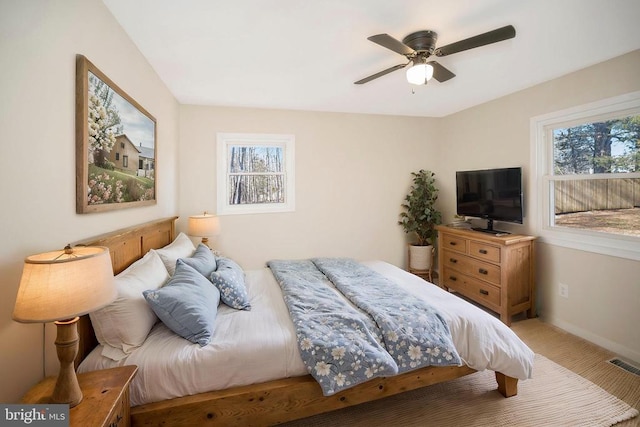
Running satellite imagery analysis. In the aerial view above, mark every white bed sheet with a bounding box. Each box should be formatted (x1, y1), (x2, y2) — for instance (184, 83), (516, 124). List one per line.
(78, 267), (307, 406)
(78, 261), (534, 406)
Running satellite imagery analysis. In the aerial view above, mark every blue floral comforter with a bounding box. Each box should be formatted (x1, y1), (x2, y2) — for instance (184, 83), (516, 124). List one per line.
(267, 258), (461, 395)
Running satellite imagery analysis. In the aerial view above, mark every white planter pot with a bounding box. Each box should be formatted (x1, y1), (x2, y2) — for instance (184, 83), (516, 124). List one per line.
(409, 244), (433, 270)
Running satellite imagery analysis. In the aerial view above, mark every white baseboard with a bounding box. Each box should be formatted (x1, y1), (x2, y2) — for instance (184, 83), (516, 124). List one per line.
(540, 313), (640, 364)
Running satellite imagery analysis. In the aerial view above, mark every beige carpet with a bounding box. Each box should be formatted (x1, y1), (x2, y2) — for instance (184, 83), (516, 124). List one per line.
(281, 354), (639, 427)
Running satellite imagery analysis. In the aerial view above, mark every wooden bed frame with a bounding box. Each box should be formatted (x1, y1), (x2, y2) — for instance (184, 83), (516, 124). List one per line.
(74, 217), (518, 426)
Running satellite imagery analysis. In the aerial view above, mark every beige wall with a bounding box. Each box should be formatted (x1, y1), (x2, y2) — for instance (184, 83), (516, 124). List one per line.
(0, 0), (179, 402)
(439, 50), (640, 362)
(178, 106), (439, 269)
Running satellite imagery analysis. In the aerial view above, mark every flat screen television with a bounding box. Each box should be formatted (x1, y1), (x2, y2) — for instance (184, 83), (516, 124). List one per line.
(456, 167), (523, 234)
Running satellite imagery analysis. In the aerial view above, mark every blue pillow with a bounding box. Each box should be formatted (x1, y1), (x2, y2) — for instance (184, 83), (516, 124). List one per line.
(210, 257), (251, 310)
(179, 243), (217, 278)
(143, 260), (220, 346)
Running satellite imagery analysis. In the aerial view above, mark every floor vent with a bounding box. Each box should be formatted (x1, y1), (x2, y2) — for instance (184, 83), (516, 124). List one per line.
(608, 358), (640, 376)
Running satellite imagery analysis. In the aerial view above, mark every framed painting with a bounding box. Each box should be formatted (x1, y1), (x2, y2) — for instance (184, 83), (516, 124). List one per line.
(76, 54), (157, 213)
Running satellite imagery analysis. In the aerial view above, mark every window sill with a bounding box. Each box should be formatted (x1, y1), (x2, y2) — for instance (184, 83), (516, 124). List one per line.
(538, 226), (640, 261)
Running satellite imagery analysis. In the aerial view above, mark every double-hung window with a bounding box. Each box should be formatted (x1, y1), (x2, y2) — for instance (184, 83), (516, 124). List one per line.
(531, 91), (640, 260)
(216, 133), (295, 215)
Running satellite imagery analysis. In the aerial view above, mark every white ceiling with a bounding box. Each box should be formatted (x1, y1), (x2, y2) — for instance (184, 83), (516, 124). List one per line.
(103, 0), (640, 118)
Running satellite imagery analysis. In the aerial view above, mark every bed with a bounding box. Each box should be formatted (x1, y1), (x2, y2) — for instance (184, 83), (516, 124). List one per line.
(74, 217), (534, 426)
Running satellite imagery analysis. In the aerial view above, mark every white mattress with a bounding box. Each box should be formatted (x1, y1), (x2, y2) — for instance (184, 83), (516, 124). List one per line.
(78, 261), (534, 406)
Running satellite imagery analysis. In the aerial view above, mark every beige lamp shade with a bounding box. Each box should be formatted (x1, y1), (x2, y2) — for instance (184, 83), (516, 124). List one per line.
(188, 213), (220, 238)
(13, 246), (117, 323)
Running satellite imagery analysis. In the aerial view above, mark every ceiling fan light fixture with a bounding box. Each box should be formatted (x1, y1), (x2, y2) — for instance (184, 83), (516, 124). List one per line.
(406, 63), (434, 85)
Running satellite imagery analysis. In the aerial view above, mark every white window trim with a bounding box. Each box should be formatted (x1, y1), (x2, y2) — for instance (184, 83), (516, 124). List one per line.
(216, 133), (295, 215)
(529, 91), (640, 261)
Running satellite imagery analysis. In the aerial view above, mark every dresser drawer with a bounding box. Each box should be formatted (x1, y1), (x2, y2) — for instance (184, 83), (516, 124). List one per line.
(442, 249), (501, 285)
(469, 240), (501, 263)
(107, 387), (130, 427)
(442, 234), (467, 254)
(443, 267), (501, 310)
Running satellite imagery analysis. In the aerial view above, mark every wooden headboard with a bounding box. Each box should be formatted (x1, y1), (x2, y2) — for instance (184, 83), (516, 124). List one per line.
(73, 216), (178, 367)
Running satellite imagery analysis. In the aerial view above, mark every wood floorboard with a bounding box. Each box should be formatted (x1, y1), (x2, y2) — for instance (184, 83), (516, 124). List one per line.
(511, 318), (640, 427)
(440, 289), (639, 425)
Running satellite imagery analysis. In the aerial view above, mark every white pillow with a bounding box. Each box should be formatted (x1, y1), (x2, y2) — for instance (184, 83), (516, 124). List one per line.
(89, 250), (169, 361)
(154, 232), (196, 275)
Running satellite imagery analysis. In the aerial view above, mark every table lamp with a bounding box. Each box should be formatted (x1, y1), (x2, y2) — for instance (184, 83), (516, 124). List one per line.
(12, 245), (117, 407)
(188, 212), (220, 248)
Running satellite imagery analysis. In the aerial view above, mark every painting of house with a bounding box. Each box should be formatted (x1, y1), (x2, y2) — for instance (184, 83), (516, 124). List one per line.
(109, 134), (140, 175)
(107, 134), (155, 178)
(137, 143), (155, 178)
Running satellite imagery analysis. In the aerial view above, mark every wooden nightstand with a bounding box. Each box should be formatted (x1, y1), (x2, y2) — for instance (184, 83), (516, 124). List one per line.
(21, 366), (137, 427)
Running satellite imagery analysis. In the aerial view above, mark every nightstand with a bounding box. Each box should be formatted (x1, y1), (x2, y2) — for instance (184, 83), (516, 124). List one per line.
(21, 366), (137, 427)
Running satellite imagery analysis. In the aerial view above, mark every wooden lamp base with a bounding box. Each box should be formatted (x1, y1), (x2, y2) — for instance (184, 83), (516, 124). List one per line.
(52, 318), (82, 407)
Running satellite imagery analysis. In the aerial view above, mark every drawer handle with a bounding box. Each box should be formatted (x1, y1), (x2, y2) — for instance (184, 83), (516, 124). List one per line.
(448, 276), (457, 282)
(449, 258), (458, 264)
(449, 242), (457, 246)
(110, 415), (122, 427)
(478, 268), (488, 275)
(479, 289), (489, 295)
(479, 249), (488, 254)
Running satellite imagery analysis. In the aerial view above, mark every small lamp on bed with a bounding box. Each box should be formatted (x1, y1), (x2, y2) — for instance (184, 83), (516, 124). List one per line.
(188, 212), (220, 248)
(12, 245), (116, 407)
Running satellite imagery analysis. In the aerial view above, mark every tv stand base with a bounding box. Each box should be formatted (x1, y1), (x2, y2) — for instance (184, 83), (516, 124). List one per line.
(471, 227), (510, 236)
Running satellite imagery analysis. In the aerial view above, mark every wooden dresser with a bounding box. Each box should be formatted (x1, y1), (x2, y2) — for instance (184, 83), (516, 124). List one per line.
(436, 225), (536, 326)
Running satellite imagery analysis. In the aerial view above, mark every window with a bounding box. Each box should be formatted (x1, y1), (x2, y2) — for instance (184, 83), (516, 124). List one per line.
(123, 155), (128, 168)
(217, 133), (295, 215)
(115, 153), (120, 161)
(531, 91), (640, 260)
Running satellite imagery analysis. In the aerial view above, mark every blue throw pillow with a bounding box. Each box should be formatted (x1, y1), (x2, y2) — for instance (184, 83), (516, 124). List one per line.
(143, 260), (220, 346)
(210, 257), (251, 310)
(179, 243), (217, 278)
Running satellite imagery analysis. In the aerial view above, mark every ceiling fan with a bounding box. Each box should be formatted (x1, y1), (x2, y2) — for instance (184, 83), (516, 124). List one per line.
(354, 25), (515, 86)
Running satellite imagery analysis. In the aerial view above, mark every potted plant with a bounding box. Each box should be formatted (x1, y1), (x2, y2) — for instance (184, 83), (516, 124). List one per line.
(398, 169), (442, 270)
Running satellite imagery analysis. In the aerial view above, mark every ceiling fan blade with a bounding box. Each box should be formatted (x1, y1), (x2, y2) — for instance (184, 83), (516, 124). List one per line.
(354, 63), (409, 85)
(428, 61), (455, 82)
(367, 34), (414, 56)
(434, 25), (515, 57)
